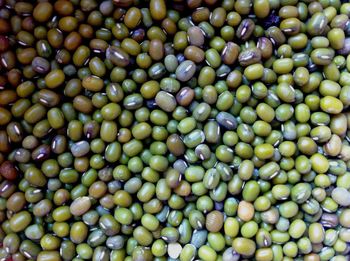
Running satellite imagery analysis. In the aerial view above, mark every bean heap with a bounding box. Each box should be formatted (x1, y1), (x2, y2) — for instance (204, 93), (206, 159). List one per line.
(0, 0), (350, 260)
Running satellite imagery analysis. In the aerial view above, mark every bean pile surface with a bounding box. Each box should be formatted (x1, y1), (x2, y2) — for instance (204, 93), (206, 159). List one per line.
(0, 0), (350, 260)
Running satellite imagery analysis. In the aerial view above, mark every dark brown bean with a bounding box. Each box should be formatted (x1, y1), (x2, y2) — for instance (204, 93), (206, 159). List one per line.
(0, 161), (18, 180)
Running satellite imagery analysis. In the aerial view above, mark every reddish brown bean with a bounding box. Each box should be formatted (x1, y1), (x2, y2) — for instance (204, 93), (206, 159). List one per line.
(0, 161), (18, 180)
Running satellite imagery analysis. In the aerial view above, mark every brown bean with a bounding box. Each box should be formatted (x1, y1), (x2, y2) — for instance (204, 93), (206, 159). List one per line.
(73, 95), (93, 114)
(7, 69), (22, 87)
(17, 48), (37, 65)
(0, 131), (10, 152)
(0, 18), (11, 34)
(79, 24), (94, 39)
(64, 32), (82, 51)
(54, 0), (74, 16)
(0, 90), (17, 105)
(162, 18), (177, 35)
(221, 42), (239, 65)
(59, 16), (78, 32)
(206, 210), (224, 232)
(70, 196), (92, 216)
(0, 161), (18, 180)
(100, 194), (114, 209)
(149, 39), (164, 61)
(187, 26), (205, 47)
(192, 7), (210, 23)
(176, 87), (195, 106)
(187, 0), (202, 9)
(22, 17), (35, 32)
(323, 134), (342, 156)
(238, 201), (255, 222)
(166, 134), (186, 156)
(174, 180), (191, 196)
(89, 181), (107, 199)
(184, 46), (205, 63)
(0, 36), (9, 52)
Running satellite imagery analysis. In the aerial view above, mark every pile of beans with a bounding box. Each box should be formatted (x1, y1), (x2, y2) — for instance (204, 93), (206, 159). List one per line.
(0, 0), (350, 260)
